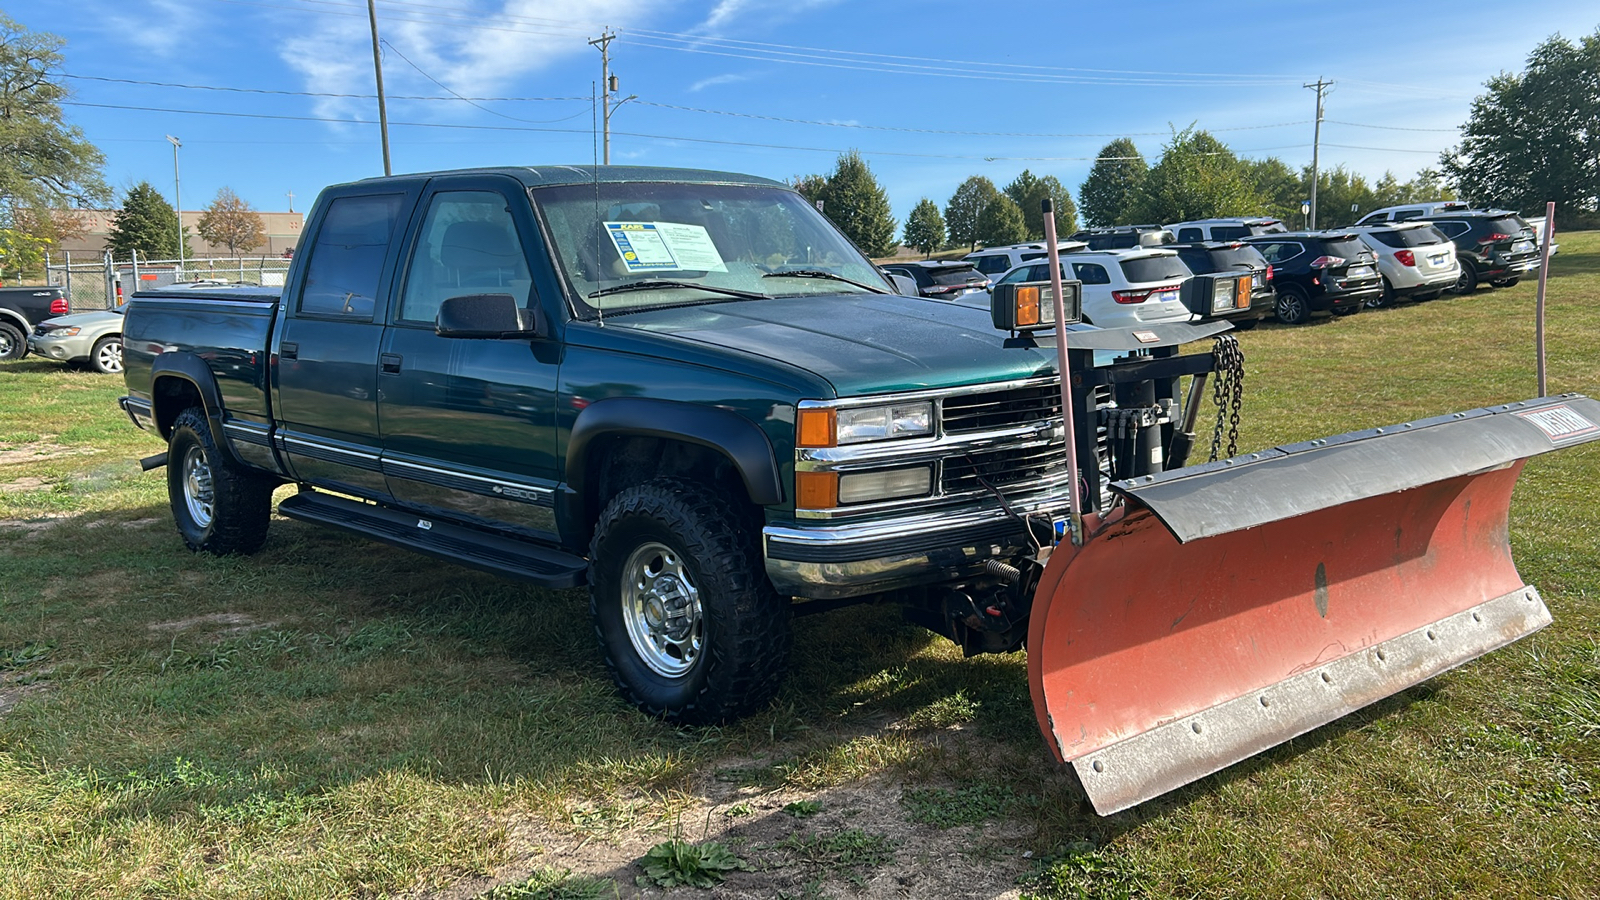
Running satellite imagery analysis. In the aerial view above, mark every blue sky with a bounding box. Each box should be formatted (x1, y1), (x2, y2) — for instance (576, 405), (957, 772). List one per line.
(18, 0), (1600, 225)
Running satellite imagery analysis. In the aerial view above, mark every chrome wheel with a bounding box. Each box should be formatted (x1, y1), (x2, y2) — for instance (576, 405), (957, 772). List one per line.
(621, 541), (702, 677)
(181, 445), (215, 530)
(93, 337), (123, 374)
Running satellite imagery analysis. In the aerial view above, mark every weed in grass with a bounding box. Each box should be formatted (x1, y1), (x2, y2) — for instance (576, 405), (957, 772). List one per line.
(903, 688), (980, 730)
(773, 828), (895, 886)
(484, 867), (618, 899)
(0, 642), (53, 670)
(901, 783), (1014, 828)
(783, 799), (822, 818)
(724, 801), (753, 818)
(1017, 842), (1148, 900)
(636, 839), (750, 888)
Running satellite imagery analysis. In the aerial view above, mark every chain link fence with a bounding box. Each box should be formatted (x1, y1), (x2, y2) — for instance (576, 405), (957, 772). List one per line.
(44, 252), (292, 311)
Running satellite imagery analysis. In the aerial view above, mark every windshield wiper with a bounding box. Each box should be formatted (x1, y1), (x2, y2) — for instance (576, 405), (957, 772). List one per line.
(587, 280), (767, 301)
(761, 269), (890, 294)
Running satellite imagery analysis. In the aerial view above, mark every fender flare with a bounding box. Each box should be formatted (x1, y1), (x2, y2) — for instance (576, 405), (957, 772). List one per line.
(0, 308), (30, 333)
(148, 351), (242, 465)
(566, 397), (785, 518)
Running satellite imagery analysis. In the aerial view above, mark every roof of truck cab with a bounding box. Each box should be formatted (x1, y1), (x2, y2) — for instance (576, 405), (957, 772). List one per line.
(351, 165), (788, 189)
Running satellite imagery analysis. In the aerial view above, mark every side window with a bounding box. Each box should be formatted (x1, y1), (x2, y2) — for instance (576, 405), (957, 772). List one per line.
(1071, 263), (1111, 285)
(1256, 243), (1294, 264)
(298, 194), (403, 320)
(1394, 209), (1424, 222)
(975, 255), (1008, 276)
(1435, 222), (1470, 238)
(398, 191), (534, 325)
(998, 266), (1028, 285)
(1356, 212), (1384, 225)
(1178, 227), (1203, 242)
(1210, 226), (1248, 241)
(1020, 252), (1046, 262)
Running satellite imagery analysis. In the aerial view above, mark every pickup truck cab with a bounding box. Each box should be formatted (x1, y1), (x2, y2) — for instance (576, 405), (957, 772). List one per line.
(122, 165), (1213, 726)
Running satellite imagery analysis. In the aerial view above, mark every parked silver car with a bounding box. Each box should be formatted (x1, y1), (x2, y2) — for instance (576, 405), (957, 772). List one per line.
(1350, 223), (1460, 307)
(29, 304), (126, 373)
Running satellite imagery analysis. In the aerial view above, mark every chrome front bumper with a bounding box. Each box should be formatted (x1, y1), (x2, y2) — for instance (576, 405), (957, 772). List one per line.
(764, 492), (1069, 600)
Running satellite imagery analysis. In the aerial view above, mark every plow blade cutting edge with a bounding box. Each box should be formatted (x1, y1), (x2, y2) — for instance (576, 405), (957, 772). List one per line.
(1028, 394), (1600, 815)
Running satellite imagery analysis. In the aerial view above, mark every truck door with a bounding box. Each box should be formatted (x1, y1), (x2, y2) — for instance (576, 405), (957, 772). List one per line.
(377, 178), (563, 538)
(273, 189), (412, 499)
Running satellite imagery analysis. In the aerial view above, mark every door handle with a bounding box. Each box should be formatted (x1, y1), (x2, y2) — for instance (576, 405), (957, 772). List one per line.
(380, 353), (403, 374)
(279, 342), (298, 360)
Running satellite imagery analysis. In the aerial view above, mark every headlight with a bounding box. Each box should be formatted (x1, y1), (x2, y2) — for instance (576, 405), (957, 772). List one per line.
(1210, 278), (1236, 313)
(837, 402), (932, 444)
(798, 401), (933, 447)
(838, 467), (931, 504)
(44, 326), (81, 337)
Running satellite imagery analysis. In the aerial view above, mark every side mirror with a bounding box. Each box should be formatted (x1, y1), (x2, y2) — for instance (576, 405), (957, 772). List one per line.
(435, 293), (547, 339)
(991, 280), (1082, 332)
(885, 273), (920, 297)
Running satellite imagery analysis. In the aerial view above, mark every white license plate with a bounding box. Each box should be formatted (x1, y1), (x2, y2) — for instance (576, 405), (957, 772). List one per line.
(1512, 240), (1534, 252)
(1348, 266), (1373, 278)
(1429, 254), (1449, 266)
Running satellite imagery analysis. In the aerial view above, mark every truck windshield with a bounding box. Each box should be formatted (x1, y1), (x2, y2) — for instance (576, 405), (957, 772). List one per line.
(533, 181), (890, 315)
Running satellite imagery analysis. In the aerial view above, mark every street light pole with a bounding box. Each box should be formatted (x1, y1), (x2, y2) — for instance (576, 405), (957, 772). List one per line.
(165, 134), (184, 275)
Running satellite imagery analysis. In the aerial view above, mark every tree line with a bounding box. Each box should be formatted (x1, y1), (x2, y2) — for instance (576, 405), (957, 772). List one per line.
(3, 14), (1597, 278)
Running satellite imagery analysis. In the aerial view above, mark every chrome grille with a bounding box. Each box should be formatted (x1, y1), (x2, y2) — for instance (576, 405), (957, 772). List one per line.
(941, 384), (1062, 434)
(942, 442), (1067, 496)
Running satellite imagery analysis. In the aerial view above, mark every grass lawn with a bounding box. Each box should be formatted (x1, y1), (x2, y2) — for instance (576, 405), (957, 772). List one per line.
(1, 236), (1597, 899)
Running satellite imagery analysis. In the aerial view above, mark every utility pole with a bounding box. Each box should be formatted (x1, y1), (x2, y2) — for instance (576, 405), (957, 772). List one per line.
(367, 0), (392, 175)
(588, 30), (635, 165)
(1304, 77), (1331, 230)
(165, 134), (184, 274)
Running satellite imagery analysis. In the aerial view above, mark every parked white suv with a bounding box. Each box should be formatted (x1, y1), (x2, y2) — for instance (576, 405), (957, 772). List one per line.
(1165, 218), (1288, 242)
(1350, 223), (1460, 307)
(963, 241), (1084, 282)
(991, 248), (1194, 328)
(1354, 201), (1470, 226)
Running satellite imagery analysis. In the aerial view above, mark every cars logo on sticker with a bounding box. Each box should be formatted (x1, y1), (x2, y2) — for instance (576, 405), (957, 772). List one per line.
(1515, 405), (1598, 443)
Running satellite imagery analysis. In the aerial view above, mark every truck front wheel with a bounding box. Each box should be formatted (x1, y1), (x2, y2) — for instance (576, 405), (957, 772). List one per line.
(166, 407), (276, 555)
(589, 478), (791, 725)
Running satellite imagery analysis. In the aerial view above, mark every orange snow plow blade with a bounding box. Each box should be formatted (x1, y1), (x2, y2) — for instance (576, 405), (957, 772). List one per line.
(1028, 394), (1600, 815)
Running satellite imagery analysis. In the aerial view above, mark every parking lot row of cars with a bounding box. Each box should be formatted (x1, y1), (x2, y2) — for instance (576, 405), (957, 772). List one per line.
(883, 204), (1550, 330)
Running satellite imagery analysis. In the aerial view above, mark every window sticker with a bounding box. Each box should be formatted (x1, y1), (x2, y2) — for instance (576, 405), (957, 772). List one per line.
(604, 222), (728, 273)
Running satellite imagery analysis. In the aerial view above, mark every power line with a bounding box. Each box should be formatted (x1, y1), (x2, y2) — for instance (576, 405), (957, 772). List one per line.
(378, 40), (591, 124)
(1325, 119), (1458, 133)
(60, 72), (587, 102)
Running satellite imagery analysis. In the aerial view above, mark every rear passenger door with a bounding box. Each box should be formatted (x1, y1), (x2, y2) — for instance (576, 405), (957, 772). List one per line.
(274, 187), (416, 499)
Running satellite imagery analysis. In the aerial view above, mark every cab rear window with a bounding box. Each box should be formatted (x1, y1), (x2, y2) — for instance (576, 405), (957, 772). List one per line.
(1119, 255), (1189, 283)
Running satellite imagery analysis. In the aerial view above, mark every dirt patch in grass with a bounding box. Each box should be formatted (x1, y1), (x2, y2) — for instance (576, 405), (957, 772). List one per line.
(0, 514), (69, 534)
(0, 442), (96, 465)
(1, 476), (49, 494)
(419, 767), (1033, 899)
(0, 681), (51, 718)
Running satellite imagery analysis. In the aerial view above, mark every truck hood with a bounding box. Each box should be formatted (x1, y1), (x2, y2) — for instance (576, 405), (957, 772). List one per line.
(605, 293), (1063, 396)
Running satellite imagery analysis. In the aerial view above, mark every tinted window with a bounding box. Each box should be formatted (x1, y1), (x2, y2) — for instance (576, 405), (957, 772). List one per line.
(1484, 217), (1527, 237)
(1178, 227), (1203, 242)
(1371, 228), (1446, 249)
(1119, 255), (1189, 283)
(1393, 209), (1425, 222)
(1206, 245), (1268, 271)
(1433, 221), (1470, 238)
(1175, 248), (1213, 274)
(931, 266), (983, 286)
(1321, 238), (1369, 260)
(1210, 225), (1249, 241)
(1020, 251), (1046, 262)
(1255, 242), (1302, 263)
(1356, 213), (1385, 226)
(299, 194), (403, 319)
(1250, 221), (1287, 234)
(997, 266), (1031, 285)
(399, 191), (534, 324)
(972, 255), (1010, 275)
(1072, 263), (1111, 285)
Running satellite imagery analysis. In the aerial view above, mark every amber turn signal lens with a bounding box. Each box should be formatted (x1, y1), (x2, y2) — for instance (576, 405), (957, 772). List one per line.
(1015, 286), (1041, 327)
(1236, 275), (1252, 306)
(795, 471), (839, 508)
(796, 408), (837, 448)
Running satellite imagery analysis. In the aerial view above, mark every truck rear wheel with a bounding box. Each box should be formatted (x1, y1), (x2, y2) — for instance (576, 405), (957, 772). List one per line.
(167, 407), (276, 555)
(589, 478), (791, 725)
(0, 321), (25, 361)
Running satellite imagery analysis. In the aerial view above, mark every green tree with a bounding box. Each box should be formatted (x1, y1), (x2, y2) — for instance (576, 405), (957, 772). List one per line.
(1130, 128), (1260, 224)
(902, 198), (945, 257)
(1243, 157), (1304, 224)
(791, 173), (828, 207)
(0, 14), (109, 277)
(945, 175), (999, 250)
(1004, 170), (1077, 238)
(814, 151), (897, 258)
(198, 187), (267, 256)
(1078, 139), (1147, 226)
(1440, 28), (1600, 222)
(1307, 165), (1378, 227)
(975, 195), (1027, 246)
(107, 182), (186, 261)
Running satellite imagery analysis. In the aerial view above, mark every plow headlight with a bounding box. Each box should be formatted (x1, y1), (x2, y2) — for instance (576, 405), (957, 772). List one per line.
(1209, 276), (1245, 313)
(992, 280), (1082, 332)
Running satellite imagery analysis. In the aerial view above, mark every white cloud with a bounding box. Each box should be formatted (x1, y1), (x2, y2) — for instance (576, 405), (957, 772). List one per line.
(694, 0), (846, 34)
(688, 73), (750, 92)
(98, 0), (206, 58)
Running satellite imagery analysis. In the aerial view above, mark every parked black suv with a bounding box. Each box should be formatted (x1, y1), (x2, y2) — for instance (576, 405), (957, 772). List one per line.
(1242, 232), (1382, 325)
(1422, 211), (1540, 293)
(1168, 241), (1274, 329)
(878, 260), (990, 299)
(1069, 225), (1174, 251)
(0, 286), (69, 361)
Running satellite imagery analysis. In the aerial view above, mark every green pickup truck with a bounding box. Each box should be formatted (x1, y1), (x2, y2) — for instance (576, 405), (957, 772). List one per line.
(119, 165), (1229, 728)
